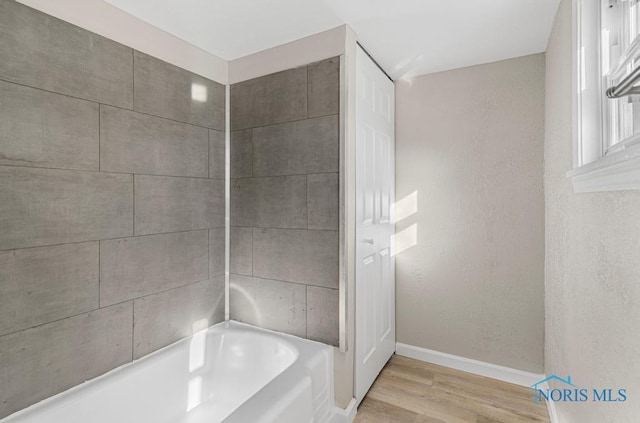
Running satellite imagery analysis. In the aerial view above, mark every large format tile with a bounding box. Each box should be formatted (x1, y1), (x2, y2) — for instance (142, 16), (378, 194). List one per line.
(135, 175), (224, 235)
(307, 173), (339, 230)
(100, 106), (208, 177)
(229, 275), (306, 338)
(308, 57), (340, 118)
(209, 227), (225, 277)
(230, 227), (252, 276)
(0, 81), (99, 171)
(231, 67), (307, 130)
(0, 242), (99, 337)
(0, 167), (133, 250)
(306, 286), (339, 346)
(0, 1), (133, 108)
(133, 51), (225, 130)
(252, 228), (339, 288)
(231, 176), (307, 228)
(100, 230), (209, 306)
(231, 129), (252, 178)
(209, 130), (225, 179)
(252, 115), (339, 176)
(0, 303), (133, 419)
(133, 277), (224, 358)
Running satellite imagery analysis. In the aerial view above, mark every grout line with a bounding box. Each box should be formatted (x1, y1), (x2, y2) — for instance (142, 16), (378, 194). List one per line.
(229, 272), (338, 292)
(98, 242), (101, 308)
(249, 128), (255, 178)
(102, 278), (213, 316)
(114, 171), (217, 180)
(131, 301), (135, 361)
(132, 174), (135, 236)
(251, 227), (254, 276)
(228, 225), (338, 233)
(231, 112), (339, 132)
(0, 77), (133, 112)
(230, 171), (338, 180)
(0, 228), (216, 253)
(305, 284), (308, 338)
(132, 49), (135, 111)
(306, 65), (310, 119)
(0, 163), (216, 180)
(98, 104), (101, 172)
(305, 174), (309, 230)
(207, 228), (211, 279)
(0, 77), (224, 131)
(0, 299), (135, 340)
(102, 102), (219, 131)
(207, 130), (210, 179)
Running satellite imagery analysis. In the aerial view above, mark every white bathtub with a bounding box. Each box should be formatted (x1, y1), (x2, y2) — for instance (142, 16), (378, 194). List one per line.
(2, 321), (336, 423)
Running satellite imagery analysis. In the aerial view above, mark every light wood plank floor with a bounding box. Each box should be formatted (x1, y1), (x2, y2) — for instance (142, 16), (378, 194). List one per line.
(354, 355), (550, 423)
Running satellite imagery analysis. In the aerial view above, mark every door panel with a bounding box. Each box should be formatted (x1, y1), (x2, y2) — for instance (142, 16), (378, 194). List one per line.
(355, 45), (396, 403)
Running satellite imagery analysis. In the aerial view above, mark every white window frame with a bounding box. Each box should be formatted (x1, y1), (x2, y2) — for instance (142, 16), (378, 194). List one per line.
(570, 0), (640, 192)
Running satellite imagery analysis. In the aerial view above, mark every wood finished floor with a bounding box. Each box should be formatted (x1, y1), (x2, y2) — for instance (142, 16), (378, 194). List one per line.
(354, 355), (550, 423)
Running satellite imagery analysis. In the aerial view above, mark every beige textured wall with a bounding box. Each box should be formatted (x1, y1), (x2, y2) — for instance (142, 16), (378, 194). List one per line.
(545, 0), (640, 421)
(395, 54), (545, 373)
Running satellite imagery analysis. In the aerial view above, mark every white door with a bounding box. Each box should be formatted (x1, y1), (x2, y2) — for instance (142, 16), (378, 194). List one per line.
(354, 45), (395, 403)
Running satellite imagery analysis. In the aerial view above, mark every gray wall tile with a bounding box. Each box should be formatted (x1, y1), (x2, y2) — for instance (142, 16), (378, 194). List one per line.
(253, 228), (339, 288)
(231, 67), (307, 130)
(307, 286), (339, 346)
(230, 227), (252, 276)
(0, 303), (133, 419)
(133, 277), (224, 359)
(0, 242), (99, 337)
(0, 1), (133, 108)
(209, 130), (225, 179)
(0, 81), (99, 171)
(133, 51), (225, 130)
(135, 175), (224, 235)
(0, 167), (133, 250)
(231, 176), (307, 228)
(209, 227), (225, 277)
(230, 275), (306, 337)
(229, 59), (342, 344)
(308, 57), (340, 118)
(231, 129), (253, 178)
(307, 173), (339, 230)
(100, 105), (208, 177)
(100, 230), (209, 307)
(0, 3), (234, 417)
(252, 115), (339, 177)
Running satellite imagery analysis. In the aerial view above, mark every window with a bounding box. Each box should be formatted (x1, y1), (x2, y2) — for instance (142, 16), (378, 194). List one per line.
(571, 0), (640, 192)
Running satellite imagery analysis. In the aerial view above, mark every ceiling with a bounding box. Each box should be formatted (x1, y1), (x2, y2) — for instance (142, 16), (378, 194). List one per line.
(103, 0), (560, 79)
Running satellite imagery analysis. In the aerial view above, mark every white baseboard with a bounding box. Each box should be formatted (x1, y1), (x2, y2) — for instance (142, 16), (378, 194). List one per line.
(332, 397), (357, 423)
(542, 383), (560, 423)
(395, 342), (544, 387)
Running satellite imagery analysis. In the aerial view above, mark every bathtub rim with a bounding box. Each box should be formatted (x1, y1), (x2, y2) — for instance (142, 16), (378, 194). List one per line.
(0, 320), (334, 422)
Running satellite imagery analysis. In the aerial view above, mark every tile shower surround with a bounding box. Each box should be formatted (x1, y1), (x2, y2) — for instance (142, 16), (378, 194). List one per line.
(229, 57), (341, 346)
(0, 1), (343, 418)
(0, 0), (225, 417)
